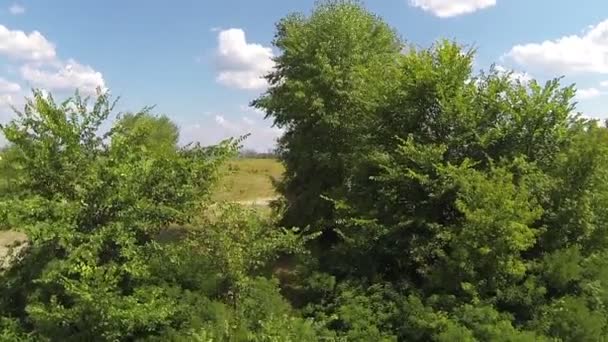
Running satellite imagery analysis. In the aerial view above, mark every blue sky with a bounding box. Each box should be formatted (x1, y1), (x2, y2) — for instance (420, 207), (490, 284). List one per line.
(1, 0), (608, 150)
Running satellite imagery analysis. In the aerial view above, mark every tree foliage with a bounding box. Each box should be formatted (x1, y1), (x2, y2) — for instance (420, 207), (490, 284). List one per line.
(253, 1), (608, 340)
(253, 0), (403, 229)
(113, 111), (180, 156)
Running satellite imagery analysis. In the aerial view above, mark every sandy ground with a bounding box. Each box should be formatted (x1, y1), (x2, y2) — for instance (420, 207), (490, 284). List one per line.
(0, 230), (28, 269)
(235, 197), (277, 206)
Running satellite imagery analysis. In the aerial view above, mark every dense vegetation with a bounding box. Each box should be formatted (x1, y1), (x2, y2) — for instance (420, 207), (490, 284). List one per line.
(0, 91), (315, 341)
(2, 1), (608, 340)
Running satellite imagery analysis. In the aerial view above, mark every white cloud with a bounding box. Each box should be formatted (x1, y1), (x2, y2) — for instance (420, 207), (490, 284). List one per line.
(507, 20), (608, 74)
(0, 24), (105, 100)
(239, 104), (265, 116)
(0, 25), (55, 61)
(577, 87), (602, 100)
(600, 80), (608, 87)
(409, 0), (496, 18)
(495, 65), (532, 83)
(215, 28), (274, 90)
(580, 113), (602, 121)
(0, 93), (20, 125)
(20, 59), (106, 96)
(0, 94), (14, 106)
(243, 117), (254, 125)
(0, 78), (21, 93)
(0, 25), (106, 143)
(181, 114), (282, 151)
(215, 115), (227, 126)
(9, 4), (25, 15)
(217, 71), (268, 90)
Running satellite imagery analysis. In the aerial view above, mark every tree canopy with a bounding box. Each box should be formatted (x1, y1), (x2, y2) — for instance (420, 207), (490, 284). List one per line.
(252, 1), (608, 340)
(113, 111), (180, 156)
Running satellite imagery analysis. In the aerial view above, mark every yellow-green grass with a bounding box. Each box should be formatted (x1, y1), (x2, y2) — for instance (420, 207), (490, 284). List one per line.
(0, 230), (27, 269)
(212, 158), (284, 202)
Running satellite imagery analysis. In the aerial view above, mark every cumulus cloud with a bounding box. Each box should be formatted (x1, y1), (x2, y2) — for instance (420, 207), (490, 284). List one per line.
(215, 28), (274, 90)
(0, 78), (21, 93)
(0, 91), (25, 147)
(0, 78), (24, 125)
(507, 20), (608, 74)
(0, 23), (106, 101)
(181, 113), (282, 152)
(0, 94), (14, 106)
(242, 117), (255, 125)
(0, 93), (20, 124)
(409, 0), (496, 18)
(576, 87), (602, 100)
(214, 115), (228, 127)
(9, 4), (25, 15)
(0, 25), (55, 61)
(239, 104), (265, 116)
(0, 24), (106, 144)
(495, 65), (533, 83)
(20, 59), (106, 96)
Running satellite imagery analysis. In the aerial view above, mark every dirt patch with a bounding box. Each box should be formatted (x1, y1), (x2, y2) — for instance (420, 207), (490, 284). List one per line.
(235, 197), (278, 206)
(0, 230), (28, 269)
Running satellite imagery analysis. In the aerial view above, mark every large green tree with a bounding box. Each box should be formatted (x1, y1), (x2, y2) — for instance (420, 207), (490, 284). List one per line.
(257, 1), (608, 340)
(253, 0), (403, 230)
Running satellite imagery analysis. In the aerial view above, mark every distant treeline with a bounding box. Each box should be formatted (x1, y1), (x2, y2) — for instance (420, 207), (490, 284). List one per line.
(238, 148), (277, 159)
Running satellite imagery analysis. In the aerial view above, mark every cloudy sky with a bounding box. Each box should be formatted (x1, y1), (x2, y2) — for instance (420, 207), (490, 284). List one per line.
(1, 0), (608, 150)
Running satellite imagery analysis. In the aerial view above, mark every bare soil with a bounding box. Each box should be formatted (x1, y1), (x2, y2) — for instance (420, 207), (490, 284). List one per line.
(0, 230), (28, 269)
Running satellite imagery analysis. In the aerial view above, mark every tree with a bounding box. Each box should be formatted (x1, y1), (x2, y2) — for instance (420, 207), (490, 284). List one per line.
(253, 0), (403, 230)
(0, 145), (23, 196)
(257, 1), (608, 339)
(112, 111), (180, 156)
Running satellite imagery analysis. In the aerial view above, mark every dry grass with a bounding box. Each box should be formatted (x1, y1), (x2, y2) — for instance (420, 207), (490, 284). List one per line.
(212, 158), (284, 202)
(0, 230), (27, 248)
(0, 230), (28, 269)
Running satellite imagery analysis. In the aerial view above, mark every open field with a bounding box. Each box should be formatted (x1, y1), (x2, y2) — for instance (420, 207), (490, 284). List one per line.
(212, 158), (283, 202)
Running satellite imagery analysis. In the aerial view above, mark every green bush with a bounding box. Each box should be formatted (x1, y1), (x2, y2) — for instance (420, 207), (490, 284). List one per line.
(0, 90), (318, 340)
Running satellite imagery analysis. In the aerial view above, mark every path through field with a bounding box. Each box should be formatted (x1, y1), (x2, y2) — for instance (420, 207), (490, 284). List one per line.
(236, 196), (277, 206)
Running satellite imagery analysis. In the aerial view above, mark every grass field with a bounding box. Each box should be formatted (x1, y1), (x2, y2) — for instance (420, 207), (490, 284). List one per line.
(212, 158), (284, 202)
